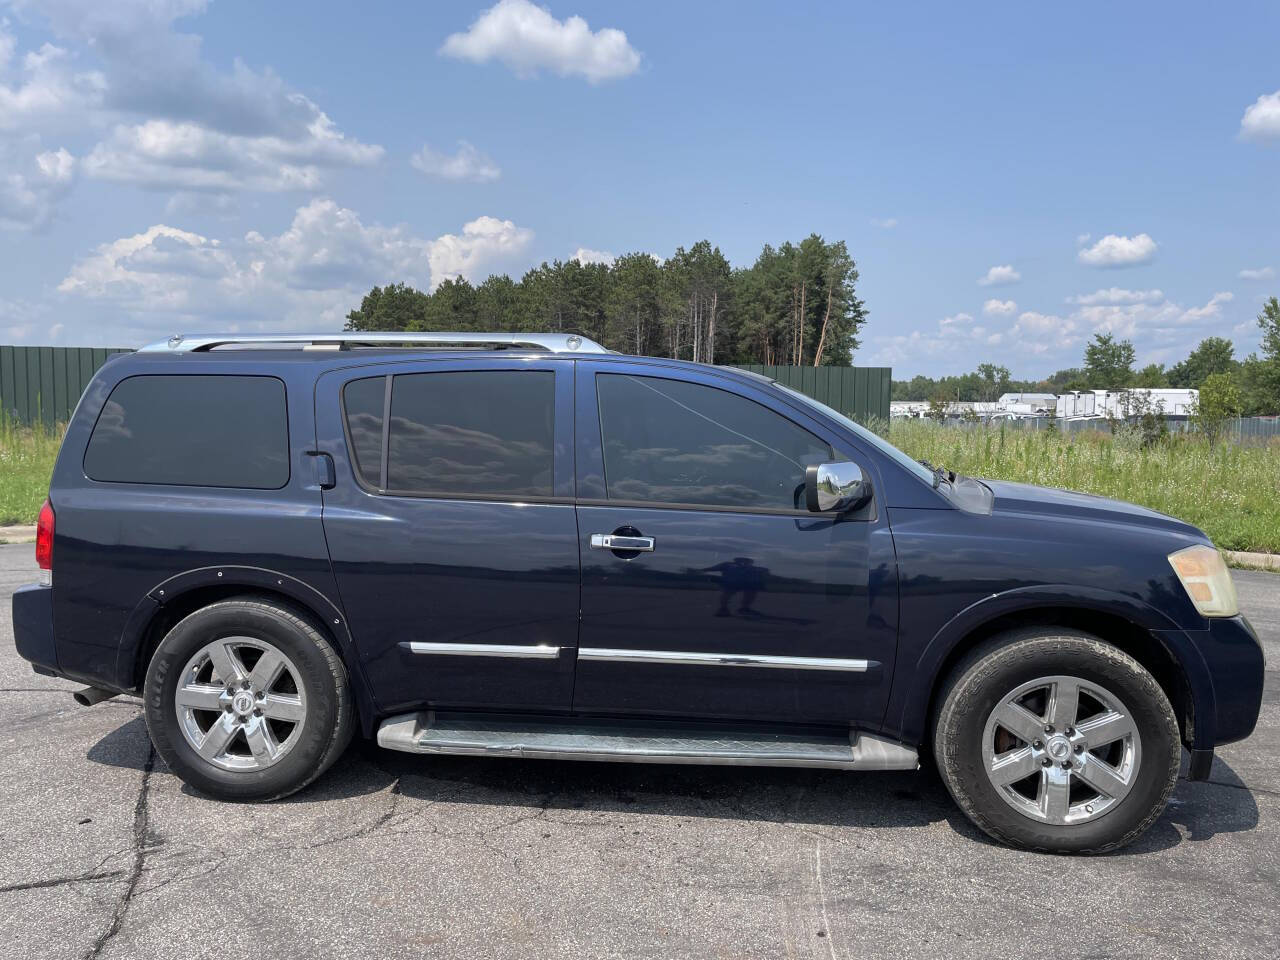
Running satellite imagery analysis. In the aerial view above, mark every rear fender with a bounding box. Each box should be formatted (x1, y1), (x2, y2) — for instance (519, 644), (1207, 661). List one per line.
(116, 565), (379, 735)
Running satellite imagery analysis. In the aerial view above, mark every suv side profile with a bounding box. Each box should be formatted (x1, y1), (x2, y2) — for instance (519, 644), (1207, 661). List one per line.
(13, 332), (1264, 853)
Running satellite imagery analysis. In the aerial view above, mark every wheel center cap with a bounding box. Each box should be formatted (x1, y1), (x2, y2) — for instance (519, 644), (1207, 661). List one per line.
(1046, 736), (1071, 760)
(232, 690), (255, 716)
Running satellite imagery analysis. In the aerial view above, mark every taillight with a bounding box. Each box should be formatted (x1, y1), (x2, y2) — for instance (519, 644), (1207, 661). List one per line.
(36, 499), (54, 575)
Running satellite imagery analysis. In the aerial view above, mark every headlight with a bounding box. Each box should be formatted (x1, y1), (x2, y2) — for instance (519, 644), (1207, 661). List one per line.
(1168, 545), (1238, 618)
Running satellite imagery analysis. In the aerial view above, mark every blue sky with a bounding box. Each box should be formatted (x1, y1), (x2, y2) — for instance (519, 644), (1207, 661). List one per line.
(0, 0), (1277, 377)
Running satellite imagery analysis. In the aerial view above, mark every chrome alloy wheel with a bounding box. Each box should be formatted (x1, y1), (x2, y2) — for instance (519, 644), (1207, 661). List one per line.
(982, 675), (1141, 826)
(174, 636), (307, 771)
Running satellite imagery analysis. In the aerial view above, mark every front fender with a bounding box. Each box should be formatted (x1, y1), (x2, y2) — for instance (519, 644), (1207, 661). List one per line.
(114, 564), (380, 734)
(886, 583), (1215, 750)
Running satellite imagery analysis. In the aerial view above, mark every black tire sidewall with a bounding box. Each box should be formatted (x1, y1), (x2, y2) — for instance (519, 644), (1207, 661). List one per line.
(937, 634), (1179, 853)
(144, 602), (343, 801)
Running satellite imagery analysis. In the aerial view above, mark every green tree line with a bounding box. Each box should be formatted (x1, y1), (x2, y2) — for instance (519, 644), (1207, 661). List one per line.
(346, 236), (867, 366)
(893, 296), (1280, 416)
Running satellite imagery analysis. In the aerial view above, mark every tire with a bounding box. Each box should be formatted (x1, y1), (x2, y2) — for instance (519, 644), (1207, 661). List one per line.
(933, 628), (1180, 854)
(143, 597), (355, 801)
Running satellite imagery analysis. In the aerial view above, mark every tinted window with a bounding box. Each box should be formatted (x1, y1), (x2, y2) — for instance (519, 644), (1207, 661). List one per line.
(596, 374), (833, 509)
(84, 375), (289, 488)
(343, 376), (385, 487)
(387, 371), (554, 497)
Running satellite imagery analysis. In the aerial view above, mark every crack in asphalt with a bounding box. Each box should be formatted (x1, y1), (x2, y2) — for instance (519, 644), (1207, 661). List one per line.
(83, 744), (155, 960)
(0, 869), (127, 894)
(1192, 776), (1280, 799)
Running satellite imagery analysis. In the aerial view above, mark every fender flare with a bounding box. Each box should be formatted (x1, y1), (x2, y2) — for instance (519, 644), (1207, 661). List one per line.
(889, 583), (1214, 748)
(115, 564), (380, 734)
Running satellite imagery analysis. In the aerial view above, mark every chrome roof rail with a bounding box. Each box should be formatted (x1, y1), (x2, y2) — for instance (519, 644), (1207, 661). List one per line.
(138, 332), (610, 354)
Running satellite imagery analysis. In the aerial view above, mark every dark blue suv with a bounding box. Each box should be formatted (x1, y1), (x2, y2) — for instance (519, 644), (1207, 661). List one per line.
(12, 332), (1264, 853)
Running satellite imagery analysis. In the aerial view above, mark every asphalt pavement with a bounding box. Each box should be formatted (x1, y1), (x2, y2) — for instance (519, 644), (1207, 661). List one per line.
(1, 541), (1276, 960)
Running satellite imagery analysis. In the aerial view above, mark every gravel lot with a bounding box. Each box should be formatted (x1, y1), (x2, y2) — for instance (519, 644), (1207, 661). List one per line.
(1, 541), (1276, 960)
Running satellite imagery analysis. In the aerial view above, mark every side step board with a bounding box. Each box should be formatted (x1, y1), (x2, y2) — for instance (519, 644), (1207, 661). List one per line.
(376, 712), (918, 771)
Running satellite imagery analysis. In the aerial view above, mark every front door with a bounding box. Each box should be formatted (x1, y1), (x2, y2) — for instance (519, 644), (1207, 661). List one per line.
(316, 358), (579, 714)
(572, 362), (899, 725)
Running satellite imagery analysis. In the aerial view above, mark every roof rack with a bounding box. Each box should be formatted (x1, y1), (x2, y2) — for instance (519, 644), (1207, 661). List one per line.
(137, 332), (610, 354)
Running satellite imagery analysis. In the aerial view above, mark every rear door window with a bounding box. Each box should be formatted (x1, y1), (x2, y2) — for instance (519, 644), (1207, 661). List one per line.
(84, 375), (290, 488)
(342, 376), (386, 488)
(595, 373), (834, 509)
(384, 370), (555, 497)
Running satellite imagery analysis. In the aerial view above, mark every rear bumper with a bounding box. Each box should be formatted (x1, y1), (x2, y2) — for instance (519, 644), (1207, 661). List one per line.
(12, 583), (57, 675)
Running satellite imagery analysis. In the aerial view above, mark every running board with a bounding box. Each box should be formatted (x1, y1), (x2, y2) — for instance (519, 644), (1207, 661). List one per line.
(376, 712), (918, 770)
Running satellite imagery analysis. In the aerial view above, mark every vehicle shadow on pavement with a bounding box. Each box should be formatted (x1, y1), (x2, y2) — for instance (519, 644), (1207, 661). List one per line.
(87, 716), (1261, 855)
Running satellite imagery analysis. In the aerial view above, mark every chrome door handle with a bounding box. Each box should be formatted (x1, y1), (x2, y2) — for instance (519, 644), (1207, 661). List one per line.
(590, 534), (655, 552)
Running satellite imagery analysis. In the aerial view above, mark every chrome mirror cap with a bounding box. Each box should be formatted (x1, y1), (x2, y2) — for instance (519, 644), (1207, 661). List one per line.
(804, 461), (871, 513)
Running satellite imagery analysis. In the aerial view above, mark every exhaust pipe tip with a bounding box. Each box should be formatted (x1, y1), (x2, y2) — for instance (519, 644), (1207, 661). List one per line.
(73, 686), (118, 707)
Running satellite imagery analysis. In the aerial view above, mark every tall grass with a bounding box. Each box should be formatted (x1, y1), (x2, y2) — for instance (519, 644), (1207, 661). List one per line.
(0, 416), (62, 526)
(887, 420), (1280, 554)
(0, 415), (1276, 555)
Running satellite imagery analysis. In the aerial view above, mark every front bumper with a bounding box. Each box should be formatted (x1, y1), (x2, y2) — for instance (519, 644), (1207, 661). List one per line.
(1198, 615), (1267, 746)
(1155, 614), (1265, 778)
(12, 583), (57, 675)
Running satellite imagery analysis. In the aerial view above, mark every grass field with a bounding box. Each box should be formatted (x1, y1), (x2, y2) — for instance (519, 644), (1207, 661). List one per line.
(887, 419), (1280, 555)
(0, 419), (62, 527)
(0, 417), (1277, 555)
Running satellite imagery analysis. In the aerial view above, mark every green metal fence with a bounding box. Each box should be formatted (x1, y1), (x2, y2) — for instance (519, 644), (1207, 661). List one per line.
(736, 365), (892, 422)
(0, 345), (129, 427)
(0, 345), (892, 428)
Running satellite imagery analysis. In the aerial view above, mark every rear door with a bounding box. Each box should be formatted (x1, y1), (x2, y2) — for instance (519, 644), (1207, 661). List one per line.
(572, 361), (899, 725)
(315, 357), (579, 714)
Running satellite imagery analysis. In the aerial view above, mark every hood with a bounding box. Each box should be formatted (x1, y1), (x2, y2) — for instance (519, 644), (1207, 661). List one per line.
(980, 478), (1204, 539)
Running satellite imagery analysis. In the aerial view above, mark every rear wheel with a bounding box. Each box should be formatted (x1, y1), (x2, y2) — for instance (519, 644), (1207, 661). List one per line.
(933, 628), (1180, 853)
(143, 598), (354, 801)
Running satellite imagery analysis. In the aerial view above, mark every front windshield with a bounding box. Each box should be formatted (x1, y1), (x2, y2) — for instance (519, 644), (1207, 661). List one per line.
(776, 384), (938, 487)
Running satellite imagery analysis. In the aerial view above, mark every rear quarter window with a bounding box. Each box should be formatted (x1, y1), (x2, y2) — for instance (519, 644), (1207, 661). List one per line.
(83, 374), (290, 489)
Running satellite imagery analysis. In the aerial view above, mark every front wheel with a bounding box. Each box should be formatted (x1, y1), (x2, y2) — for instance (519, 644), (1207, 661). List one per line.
(933, 629), (1180, 853)
(143, 598), (355, 801)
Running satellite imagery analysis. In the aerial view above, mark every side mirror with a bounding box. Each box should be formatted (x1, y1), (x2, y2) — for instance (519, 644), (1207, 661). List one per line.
(804, 461), (871, 513)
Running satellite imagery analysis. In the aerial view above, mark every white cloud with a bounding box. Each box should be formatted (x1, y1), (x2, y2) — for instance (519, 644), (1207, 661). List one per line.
(0, 140), (76, 229)
(1071, 291), (1235, 342)
(573, 246), (614, 265)
(869, 217), (897, 229)
(0, 295), (54, 343)
(1181, 291), (1233, 322)
(1240, 89), (1280, 141)
(1076, 233), (1157, 267)
(1067, 287), (1164, 306)
(868, 287), (1246, 374)
(0, 0), (383, 223)
(82, 112), (382, 192)
(1238, 266), (1275, 281)
(56, 198), (535, 340)
(427, 215), (533, 285)
(410, 141), (501, 182)
(1009, 311), (1080, 355)
(1014, 311), (1065, 334)
(982, 298), (1017, 316)
(440, 0), (641, 83)
(978, 264), (1020, 286)
(0, 20), (14, 69)
(0, 29), (106, 130)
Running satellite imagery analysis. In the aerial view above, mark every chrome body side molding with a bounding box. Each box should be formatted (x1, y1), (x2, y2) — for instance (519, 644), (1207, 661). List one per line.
(400, 642), (562, 659)
(577, 647), (876, 672)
